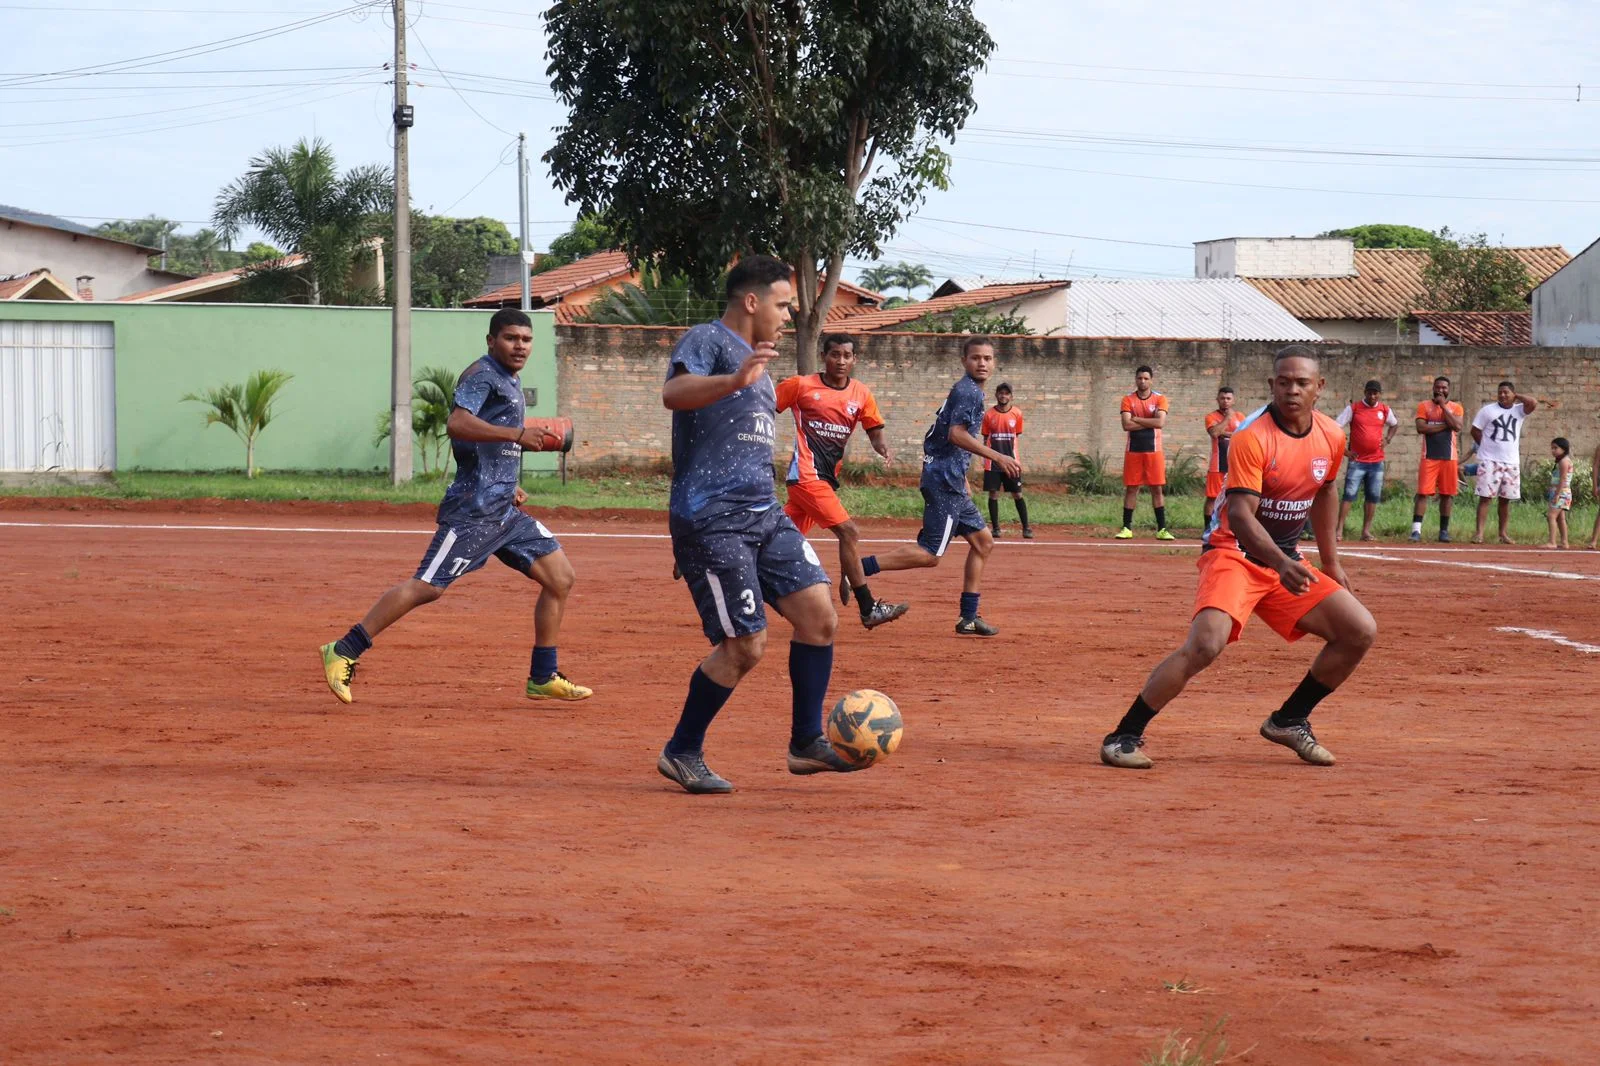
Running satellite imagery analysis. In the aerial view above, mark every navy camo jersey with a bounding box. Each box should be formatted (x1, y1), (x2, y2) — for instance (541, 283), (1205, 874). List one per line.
(437, 354), (525, 525)
(667, 321), (780, 523)
(921, 375), (986, 493)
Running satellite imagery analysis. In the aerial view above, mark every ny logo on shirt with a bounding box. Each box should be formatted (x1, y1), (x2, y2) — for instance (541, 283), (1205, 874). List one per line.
(1488, 413), (1520, 442)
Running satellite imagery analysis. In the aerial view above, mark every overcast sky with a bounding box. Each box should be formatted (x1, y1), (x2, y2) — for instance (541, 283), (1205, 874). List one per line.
(5, 0), (1599, 285)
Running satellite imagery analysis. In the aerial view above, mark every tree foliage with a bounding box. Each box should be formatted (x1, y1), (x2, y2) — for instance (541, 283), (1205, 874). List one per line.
(856, 263), (899, 293)
(907, 303), (1033, 335)
(213, 137), (391, 305)
(534, 213), (619, 274)
(181, 369), (293, 477)
(543, 0), (994, 371)
(95, 216), (283, 276)
(1318, 224), (1442, 249)
(578, 267), (722, 326)
(409, 213), (517, 307)
(1420, 228), (1535, 312)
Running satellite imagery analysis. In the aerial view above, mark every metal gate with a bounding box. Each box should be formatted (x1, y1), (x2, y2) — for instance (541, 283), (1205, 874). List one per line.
(0, 319), (116, 472)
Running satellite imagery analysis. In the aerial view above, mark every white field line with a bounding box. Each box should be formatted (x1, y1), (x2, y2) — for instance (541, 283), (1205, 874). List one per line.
(1495, 627), (1600, 653)
(1340, 549), (1600, 582)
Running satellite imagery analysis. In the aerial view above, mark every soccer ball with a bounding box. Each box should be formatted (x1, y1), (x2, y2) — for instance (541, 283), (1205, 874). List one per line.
(826, 689), (903, 768)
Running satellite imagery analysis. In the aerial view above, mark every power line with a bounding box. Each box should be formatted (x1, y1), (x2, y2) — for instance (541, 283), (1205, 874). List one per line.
(435, 138), (518, 214)
(984, 68), (1590, 104)
(409, 26), (516, 136)
(0, 71), (384, 128)
(995, 57), (1582, 92)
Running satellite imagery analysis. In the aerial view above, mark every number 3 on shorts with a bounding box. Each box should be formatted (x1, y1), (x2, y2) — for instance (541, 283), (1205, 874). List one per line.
(739, 588), (757, 615)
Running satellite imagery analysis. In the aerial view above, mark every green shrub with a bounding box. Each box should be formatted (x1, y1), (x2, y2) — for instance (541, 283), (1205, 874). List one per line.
(1163, 448), (1204, 496)
(1064, 450), (1115, 496)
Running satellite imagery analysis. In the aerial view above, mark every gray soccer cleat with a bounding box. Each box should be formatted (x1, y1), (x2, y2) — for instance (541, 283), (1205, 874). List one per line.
(657, 746), (735, 793)
(1408, 530), (1421, 542)
(1100, 732), (1152, 769)
(861, 599), (910, 629)
(954, 615), (999, 636)
(1259, 717), (1336, 766)
(786, 735), (861, 775)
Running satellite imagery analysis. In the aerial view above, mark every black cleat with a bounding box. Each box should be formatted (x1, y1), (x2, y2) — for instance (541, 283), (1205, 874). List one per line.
(861, 599), (910, 629)
(954, 615), (999, 636)
(786, 735), (861, 775)
(1022, 527), (1035, 539)
(657, 746), (734, 793)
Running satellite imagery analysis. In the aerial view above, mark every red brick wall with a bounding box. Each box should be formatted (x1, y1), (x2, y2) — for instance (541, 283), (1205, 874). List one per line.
(557, 324), (1593, 487)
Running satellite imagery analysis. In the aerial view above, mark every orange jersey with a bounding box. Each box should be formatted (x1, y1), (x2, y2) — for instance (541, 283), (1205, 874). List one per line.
(1204, 409), (1246, 475)
(775, 374), (885, 488)
(1122, 391), (1169, 453)
(1204, 405), (1344, 560)
(1415, 400), (1464, 462)
(981, 405), (1024, 471)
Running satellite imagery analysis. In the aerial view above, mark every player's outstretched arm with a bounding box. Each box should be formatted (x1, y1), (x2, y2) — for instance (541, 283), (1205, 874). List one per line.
(662, 343), (775, 411)
(951, 424), (1019, 479)
(447, 406), (524, 445)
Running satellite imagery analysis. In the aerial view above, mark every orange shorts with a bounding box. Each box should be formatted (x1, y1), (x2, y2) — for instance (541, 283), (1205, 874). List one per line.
(1193, 549), (1342, 645)
(783, 479), (850, 534)
(1417, 459), (1459, 497)
(1205, 471), (1225, 498)
(1124, 452), (1166, 487)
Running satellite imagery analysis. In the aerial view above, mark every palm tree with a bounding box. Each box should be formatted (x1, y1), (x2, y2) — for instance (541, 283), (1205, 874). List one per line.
(373, 365), (461, 475)
(856, 264), (898, 295)
(580, 268), (722, 326)
(890, 261), (933, 301)
(213, 137), (391, 305)
(182, 370), (293, 477)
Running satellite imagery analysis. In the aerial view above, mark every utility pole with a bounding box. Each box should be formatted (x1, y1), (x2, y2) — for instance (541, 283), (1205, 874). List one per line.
(389, 0), (414, 485)
(517, 131), (531, 311)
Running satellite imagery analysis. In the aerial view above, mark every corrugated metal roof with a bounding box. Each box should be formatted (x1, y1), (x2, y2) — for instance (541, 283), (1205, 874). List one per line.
(1244, 246), (1567, 321)
(1064, 279), (1322, 341)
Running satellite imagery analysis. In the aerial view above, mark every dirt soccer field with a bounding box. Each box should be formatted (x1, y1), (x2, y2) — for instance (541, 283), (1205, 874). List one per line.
(3, 500), (1596, 1065)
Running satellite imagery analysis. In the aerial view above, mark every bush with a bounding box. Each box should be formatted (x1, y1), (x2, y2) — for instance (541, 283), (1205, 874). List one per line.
(1522, 456), (1595, 508)
(1163, 448), (1204, 496)
(1063, 450), (1115, 496)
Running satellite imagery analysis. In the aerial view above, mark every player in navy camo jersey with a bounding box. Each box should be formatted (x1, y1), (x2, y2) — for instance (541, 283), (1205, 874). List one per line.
(856, 337), (1020, 636)
(655, 255), (857, 794)
(318, 309), (593, 705)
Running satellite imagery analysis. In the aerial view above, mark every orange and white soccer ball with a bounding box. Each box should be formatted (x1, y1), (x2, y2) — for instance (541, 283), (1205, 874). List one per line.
(826, 689), (904, 768)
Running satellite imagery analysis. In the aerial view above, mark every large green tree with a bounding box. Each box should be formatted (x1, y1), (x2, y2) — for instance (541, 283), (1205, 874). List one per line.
(1318, 224), (1442, 249)
(96, 216), (283, 276)
(408, 213), (518, 307)
(213, 137), (391, 305)
(534, 213), (619, 274)
(543, 0), (993, 372)
(1420, 229), (1535, 312)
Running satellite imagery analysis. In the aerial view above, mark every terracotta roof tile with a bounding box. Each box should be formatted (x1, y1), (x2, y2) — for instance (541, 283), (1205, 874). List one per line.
(464, 249), (635, 308)
(839, 280), (1069, 332)
(1244, 246), (1568, 321)
(0, 269), (79, 300)
(1413, 310), (1531, 346)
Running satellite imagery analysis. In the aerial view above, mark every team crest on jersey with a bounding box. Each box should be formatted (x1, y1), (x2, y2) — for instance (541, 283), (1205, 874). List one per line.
(846, 402), (860, 416)
(1311, 456), (1330, 483)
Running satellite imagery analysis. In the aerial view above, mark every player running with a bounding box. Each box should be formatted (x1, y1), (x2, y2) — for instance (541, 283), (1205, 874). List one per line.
(1117, 365), (1175, 540)
(1203, 386), (1244, 522)
(857, 337), (1019, 636)
(1409, 376), (1465, 542)
(319, 309), (592, 705)
(777, 333), (908, 630)
(1100, 345), (1377, 770)
(982, 382), (1032, 539)
(655, 256), (856, 795)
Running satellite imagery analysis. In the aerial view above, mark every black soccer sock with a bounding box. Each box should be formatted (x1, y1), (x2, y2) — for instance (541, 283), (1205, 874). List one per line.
(989, 498), (1000, 529)
(959, 591), (980, 620)
(789, 641), (834, 747)
(1113, 694), (1159, 737)
(333, 623), (372, 659)
(530, 645), (558, 682)
(1412, 510), (1425, 525)
(1122, 507), (1135, 530)
(667, 668), (736, 755)
(1015, 496), (1030, 528)
(853, 583), (876, 613)
(1154, 506), (1167, 530)
(1271, 671), (1334, 726)
(1439, 512), (1451, 534)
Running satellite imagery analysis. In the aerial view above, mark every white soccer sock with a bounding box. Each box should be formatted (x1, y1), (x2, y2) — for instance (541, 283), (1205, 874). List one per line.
(1411, 519), (1422, 534)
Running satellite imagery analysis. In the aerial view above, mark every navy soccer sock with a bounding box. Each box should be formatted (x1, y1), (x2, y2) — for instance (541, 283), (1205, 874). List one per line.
(333, 623), (372, 659)
(667, 668), (736, 755)
(789, 641), (834, 748)
(959, 591), (980, 620)
(530, 645), (558, 683)
(1015, 497), (1030, 528)
(1271, 672), (1334, 726)
(861, 555), (881, 577)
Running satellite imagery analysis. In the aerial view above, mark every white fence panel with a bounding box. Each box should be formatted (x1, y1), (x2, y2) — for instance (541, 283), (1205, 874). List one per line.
(0, 319), (116, 472)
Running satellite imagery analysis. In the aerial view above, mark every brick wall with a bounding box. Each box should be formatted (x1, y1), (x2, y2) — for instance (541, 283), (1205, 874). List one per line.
(557, 324), (1595, 488)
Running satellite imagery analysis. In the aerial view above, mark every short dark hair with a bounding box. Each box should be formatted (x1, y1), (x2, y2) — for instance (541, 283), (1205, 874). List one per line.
(1364, 379), (1383, 393)
(488, 308), (532, 337)
(1135, 364), (1154, 377)
(1553, 437), (1571, 457)
(1434, 375), (1451, 385)
(726, 255), (792, 301)
(820, 333), (855, 353)
(1498, 379), (1516, 391)
(1218, 385), (1234, 395)
(1272, 344), (1320, 369)
(996, 382), (1013, 394)
(961, 335), (995, 356)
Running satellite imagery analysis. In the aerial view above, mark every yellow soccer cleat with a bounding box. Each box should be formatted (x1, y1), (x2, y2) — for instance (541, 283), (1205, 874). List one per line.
(320, 642), (357, 704)
(526, 672), (594, 701)
(1114, 527), (1135, 539)
(1155, 528), (1177, 541)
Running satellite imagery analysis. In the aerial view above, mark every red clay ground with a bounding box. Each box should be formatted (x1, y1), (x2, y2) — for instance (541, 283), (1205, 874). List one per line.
(3, 503), (1597, 1065)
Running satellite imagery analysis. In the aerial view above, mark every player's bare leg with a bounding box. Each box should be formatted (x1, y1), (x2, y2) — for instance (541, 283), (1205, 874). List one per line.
(1497, 498), (1514, 544)
(832, 519), (909, 629)
(954, 528), (999, 635)
(1588, 506), (1600, 549)
(1361, 498), (1378, 541)
(866, 543), (941, 573)
(1337, 498), (1352, 542)
(1255, 590), (1375, 766)
(318, 578), (444, 703)
(1101, 608), (1232, 768)
(524, 549), (591, 700)
(1473, 496), (1491, 543)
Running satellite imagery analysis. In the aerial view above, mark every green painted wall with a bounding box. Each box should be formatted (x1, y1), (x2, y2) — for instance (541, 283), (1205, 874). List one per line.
(0, 301), (556, 473)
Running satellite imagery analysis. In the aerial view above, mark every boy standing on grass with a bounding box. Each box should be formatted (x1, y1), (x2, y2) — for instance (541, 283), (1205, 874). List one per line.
(857, 337), (1019, 636)
(318, 309), (592, 705)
